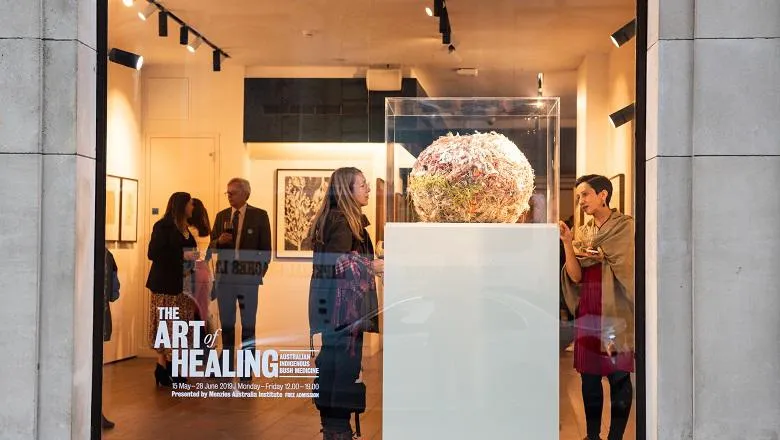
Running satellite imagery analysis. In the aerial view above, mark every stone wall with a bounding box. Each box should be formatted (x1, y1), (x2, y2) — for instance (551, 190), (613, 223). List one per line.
(0, 1), (96, 438)
(646, 0), (780, 438)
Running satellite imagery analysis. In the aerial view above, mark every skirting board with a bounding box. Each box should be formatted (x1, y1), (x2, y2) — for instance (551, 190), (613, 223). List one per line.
(383, 223), (559, 439)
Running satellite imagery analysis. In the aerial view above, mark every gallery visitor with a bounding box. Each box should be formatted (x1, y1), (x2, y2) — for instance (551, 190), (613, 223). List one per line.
(560, 174), (635, 440)
(102, 247), (120, 429)
(188, 198), (216, 350)
(307, 167), (382, 440)
(209, 177), (272, 376)
(146, 191), (199, 387)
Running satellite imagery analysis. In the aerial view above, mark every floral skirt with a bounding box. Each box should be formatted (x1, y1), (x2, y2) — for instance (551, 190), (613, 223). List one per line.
(148, 292), (196, 359)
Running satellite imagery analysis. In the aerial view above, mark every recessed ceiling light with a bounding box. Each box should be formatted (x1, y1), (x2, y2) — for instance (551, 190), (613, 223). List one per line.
(123, 0), (134, 6)
(425, 7), (433, 17)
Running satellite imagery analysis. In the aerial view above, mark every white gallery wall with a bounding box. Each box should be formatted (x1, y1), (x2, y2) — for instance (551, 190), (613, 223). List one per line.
(576, 39), (636, 215)
(105, 62), (145, 363)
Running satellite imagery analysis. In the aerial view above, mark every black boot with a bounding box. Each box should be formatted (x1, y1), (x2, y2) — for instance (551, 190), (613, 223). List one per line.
(166, 361), (188, 384)
(101, 413), (115, 430)
(154, 363), (172, 388)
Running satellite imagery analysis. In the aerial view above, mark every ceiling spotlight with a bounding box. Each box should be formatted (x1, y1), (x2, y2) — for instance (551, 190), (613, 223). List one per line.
(138, 3), (156, 21)
(439, 7), (450, 34)
(158, 10), (168, 36)
(425, 7), (434, 17)
(187, 36), (203, 53)
(433, 0), (443, 17)
(108, 48), (143, 70)
(179, 25), (189, 45)
(610, 19), (637, 47)
(609, 102), (636, 127)
(213, 50), (226, 72)
(122, 0), (134, 6)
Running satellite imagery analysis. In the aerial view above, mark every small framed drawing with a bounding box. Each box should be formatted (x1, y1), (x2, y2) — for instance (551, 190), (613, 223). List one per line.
(275, 169), (333, 259)
(610, 173), (626, 213)
(105, 175), (121, 241)
(120, 177), (139, 242)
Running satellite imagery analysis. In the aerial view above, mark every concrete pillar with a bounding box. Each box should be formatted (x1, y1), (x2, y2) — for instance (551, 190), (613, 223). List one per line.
(646, 1), (695, 439)
(647, 0), (780, 438)
(0, 1), (96, 439)
(690, 1), (780, 438)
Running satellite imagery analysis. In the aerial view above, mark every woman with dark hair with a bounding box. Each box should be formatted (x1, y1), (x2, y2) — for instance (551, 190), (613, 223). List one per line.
(308, 167), (382, 440)
(146, 191), (198, 387)
(187, 198), (215, 336)
(560, 174), (635, 440)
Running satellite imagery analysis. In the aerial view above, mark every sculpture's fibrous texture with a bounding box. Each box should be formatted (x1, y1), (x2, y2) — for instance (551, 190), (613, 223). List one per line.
(408, 132), (535, 223)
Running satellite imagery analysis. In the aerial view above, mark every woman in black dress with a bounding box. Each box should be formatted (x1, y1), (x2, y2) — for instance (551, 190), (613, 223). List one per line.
(308, 167), (382, 440)
(146, 192), (198, 387)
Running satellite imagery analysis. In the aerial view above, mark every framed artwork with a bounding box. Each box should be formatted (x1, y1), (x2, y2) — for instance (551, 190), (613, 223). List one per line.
(105, 175), (121, 241)
(376, 178), (386, 241)
(610, 173), (626, 213)
(275, 169), (333, 258)
(119, 177), (138, 242)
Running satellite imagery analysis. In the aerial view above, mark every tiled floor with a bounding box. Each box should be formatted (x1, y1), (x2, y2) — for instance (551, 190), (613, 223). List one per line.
(102, 350), (635, 440)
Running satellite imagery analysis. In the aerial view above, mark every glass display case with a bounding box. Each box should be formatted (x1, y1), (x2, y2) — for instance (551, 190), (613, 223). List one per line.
(382, 98), (561, 439)
(385, 97), (560, 224)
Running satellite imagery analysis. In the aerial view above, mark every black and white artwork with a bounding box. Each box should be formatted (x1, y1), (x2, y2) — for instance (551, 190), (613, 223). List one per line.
(275, 169), (332, 258)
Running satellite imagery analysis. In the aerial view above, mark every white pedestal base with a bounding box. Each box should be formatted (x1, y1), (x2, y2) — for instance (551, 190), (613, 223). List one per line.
(383, 223), (559, 440)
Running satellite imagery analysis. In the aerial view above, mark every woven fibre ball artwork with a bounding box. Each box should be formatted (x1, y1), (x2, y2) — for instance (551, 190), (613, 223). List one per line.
(408, 132), (535, 223)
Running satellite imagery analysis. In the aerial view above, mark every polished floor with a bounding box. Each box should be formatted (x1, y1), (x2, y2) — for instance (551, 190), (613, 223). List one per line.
(102, 350), (635, 440)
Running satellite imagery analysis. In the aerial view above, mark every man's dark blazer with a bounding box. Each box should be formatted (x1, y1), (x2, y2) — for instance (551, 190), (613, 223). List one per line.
(209, 204), (272, 284)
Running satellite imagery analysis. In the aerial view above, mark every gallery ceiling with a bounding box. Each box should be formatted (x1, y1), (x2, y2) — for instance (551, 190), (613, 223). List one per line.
(110, 0), (635, 111)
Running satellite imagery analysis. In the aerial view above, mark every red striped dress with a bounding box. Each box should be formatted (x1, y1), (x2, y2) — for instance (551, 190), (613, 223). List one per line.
(574, 264), (634, 375)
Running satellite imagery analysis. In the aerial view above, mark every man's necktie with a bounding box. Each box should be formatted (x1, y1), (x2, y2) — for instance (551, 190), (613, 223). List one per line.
(231, 210), (240, 249)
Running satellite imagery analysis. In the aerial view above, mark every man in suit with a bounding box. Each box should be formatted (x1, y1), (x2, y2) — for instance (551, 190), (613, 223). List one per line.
(210, 177), (272, 376)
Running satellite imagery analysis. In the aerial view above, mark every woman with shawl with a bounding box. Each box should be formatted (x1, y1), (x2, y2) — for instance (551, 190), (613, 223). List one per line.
(560, 174), (635, 440)
(308, 167), (381, 440)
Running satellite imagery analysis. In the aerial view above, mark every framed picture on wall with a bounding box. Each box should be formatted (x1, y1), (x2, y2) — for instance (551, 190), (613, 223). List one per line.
(119, 177), (138, 242)
(376, 178), (386, 241)
(610, 173), (626, 213)
(275, 169), (333, 259)
(106, 175), (121, 241)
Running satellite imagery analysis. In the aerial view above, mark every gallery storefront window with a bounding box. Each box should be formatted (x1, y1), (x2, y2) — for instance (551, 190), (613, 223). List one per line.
(97, 1), (642, 439)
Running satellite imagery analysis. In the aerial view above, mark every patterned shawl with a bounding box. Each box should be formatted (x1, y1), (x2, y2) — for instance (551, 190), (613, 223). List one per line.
(562, 209), (635, 351)
(333, 251), (376, 356)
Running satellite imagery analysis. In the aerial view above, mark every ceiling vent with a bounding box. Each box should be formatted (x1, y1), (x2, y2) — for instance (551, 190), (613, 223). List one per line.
(366, 68), (402, 91)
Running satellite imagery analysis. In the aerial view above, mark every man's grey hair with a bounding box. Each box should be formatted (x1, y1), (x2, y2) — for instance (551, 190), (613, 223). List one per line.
(228, 177), (251, 196)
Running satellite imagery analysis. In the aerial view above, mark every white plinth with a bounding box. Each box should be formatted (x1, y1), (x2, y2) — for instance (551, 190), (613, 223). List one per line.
(382, 223), (559, 440)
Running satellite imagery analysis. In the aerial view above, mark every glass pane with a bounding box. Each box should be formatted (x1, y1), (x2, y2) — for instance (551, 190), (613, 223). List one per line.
(102, 1), (638, 439)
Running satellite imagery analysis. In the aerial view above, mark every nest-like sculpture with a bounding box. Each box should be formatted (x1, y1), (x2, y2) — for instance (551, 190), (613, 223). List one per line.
(408, 132), (535, 223)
